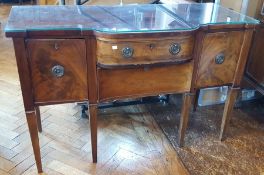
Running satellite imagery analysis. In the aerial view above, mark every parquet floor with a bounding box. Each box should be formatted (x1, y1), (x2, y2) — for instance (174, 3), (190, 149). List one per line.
(0, 4), (188, 175)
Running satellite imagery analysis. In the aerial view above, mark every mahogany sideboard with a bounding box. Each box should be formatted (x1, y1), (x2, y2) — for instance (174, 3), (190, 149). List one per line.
(5, 4), (259, 173)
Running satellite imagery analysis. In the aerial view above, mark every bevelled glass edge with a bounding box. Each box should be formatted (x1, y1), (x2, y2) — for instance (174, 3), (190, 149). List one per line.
(4, 26), (200, 34)
(5, 22), (259, 34)
(4, 3), (260, 34)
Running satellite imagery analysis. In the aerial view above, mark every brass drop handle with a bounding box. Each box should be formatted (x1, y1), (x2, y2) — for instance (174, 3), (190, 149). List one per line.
(169, 43), (181, 55)
(51, 65), (64, 77)
(215, 53), (225, 64)
(122, 47), (134, 58)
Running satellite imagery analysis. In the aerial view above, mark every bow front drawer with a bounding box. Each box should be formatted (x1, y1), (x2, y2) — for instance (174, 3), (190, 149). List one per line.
(97, 35), (194, 68)
(27, 39), (88, 103)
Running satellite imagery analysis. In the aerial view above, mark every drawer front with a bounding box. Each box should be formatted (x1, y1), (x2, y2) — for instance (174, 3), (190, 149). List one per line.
(98, 61), (193, 101)
(196, 31), (244, 88)
(27, 39), (88, 103)
(97, 35), (194, 68)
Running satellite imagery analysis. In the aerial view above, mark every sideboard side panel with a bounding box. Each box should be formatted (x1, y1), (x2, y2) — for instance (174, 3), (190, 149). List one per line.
(233, 29), (254, 86)
(190, 31), (206, 92)
(86, 37), (98, 104)
(246, 27), (264, 88)
(13, 38), (35, 111)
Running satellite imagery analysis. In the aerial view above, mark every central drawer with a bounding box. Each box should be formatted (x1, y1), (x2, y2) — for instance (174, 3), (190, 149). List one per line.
(97, 35), (194, 68)
(27, 39), (88, 103)
(98, 61), (193, 101)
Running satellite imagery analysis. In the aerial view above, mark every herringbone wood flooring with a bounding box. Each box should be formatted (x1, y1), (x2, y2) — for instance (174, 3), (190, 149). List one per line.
(0, 4), (188, 175)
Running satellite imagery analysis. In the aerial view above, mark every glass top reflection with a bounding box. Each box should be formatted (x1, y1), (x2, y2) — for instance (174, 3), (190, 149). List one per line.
(5, 3), (259, 34)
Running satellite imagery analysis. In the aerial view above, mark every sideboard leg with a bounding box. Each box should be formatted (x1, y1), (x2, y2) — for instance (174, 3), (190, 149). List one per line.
(193, 89), (200, 112)
(219, 87), (240, 141)
(89, 104), (97, 163)
(35, 106), (42, 133)
(178, 93), (193, 147)
(26, 111), (43, 173)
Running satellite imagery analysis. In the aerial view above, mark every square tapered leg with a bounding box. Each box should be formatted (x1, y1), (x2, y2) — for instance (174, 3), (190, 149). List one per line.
(193, 89), (200, 112)
(35, 106), (42, 133)
(219, 87), (240, 141)
(178, 93), (194, 147)
(89, 104), (97, 163)
(26, 111), (43, 173)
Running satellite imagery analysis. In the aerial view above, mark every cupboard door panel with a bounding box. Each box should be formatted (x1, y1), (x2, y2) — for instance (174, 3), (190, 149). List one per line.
(196, 31), (244, 88)
(27, 39), (88, 103)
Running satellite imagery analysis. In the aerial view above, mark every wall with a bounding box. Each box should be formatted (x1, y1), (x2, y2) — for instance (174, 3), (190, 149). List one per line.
(220, 0), (243, 12)
(255, 0), (264, 19)
(247, 0), (264, 17)
(220, 0), (263, 18)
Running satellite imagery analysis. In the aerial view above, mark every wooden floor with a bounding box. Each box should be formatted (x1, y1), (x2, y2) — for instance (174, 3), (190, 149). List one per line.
(0, 4), (188, 175)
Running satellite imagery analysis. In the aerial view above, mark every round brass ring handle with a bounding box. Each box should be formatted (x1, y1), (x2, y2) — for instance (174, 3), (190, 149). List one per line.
(215, 53), (225, 64)
(51, 65), (64, 77)
(169, 43), (181, 55)
(122, 47), (134, 58)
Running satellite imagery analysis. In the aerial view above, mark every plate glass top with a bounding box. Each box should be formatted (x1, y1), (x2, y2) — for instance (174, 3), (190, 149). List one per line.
(5, 3), (259, 33)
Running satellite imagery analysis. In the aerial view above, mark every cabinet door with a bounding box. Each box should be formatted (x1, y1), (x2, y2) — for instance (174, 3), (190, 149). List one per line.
(27, 39), (88, 103)
(195, 31), (244, 88)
